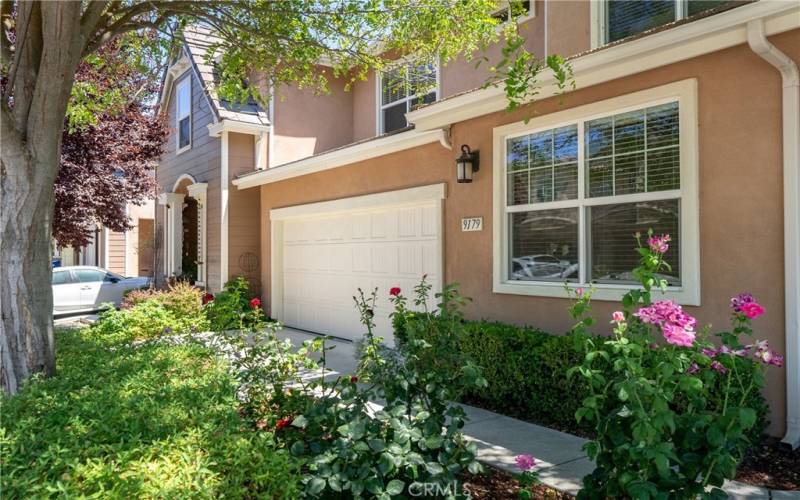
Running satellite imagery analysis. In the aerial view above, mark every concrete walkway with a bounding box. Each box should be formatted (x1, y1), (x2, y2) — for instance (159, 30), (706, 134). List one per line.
(277, 327), (795, 499)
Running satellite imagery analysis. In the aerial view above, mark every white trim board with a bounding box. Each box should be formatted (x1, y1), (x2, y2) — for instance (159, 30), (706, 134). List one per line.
(233, 129), (449, 189)
(492, 79), (700, 305)
(208, 119), (271, 138)
(220, 131), (229, 290)
(407, 2), (799, 132)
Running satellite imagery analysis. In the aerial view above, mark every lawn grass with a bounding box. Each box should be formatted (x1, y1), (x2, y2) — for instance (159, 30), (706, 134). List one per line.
(1, 327), (301, 499)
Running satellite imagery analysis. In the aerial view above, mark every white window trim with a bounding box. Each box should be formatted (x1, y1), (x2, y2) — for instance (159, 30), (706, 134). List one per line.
(376, 58), (440, 136)
(175, 77), (192, 155)
(492, 78), (700, 305)
(591, 0), (721, 49)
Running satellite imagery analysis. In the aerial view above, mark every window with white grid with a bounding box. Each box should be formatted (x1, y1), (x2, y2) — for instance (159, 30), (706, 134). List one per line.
(493, 80), (700, 304)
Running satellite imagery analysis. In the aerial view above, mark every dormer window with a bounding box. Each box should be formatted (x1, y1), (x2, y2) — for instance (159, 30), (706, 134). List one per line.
(379, 61), (438, 134)
(176, 77), (192, 154)
(598, 0), (735, 46)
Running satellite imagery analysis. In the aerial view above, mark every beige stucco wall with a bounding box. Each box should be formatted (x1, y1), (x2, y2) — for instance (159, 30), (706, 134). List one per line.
(272, 70), (355, 165)
(227, 132), (262, 291)
(256, 30), (799, 435)
(546, 0), (590, 57)
(441, 1), (546, 97)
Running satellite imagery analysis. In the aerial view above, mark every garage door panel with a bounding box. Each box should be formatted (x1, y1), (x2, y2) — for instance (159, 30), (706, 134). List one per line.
(352, 213), (371, 240)
(371, 211), (392, 239)
(421, 205), (438, 236)
(398, 246), (422, 275)
(280, 197), (442, 343)
(398, 207), (419, 238)
(371, 245), (397, 274)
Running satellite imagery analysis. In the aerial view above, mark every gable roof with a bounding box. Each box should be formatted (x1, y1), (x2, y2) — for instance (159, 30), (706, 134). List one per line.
(158, 26), (269, 126)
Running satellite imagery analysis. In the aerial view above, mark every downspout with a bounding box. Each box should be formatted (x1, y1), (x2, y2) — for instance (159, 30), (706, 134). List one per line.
(747, 19), (800, 450)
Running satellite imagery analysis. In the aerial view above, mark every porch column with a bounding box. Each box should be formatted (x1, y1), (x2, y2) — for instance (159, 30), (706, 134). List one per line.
(157, 192), (185, 278)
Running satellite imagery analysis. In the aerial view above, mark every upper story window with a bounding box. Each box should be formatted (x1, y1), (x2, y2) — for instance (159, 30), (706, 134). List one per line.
(599, 0), (735, 45)
(176, 77), (192, 154)
(493, 80), (700, 305)
(379, 61), (438, 134)
(491, 0), (533, 24)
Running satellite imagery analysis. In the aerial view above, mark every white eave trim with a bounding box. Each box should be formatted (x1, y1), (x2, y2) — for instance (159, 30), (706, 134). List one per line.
(208, 120), (271, 137)
(232, 129), (450, 189)
(158, 53), (191, 112)
(406, 1), (800, 131)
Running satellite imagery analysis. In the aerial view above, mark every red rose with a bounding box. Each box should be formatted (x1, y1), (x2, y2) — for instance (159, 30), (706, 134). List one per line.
(202, 292), (214, 305)
(250, 297), (261, 309)
(275, 417), (291, 430)
(389, 287), (401, 297)
(350, 376), (359, 383)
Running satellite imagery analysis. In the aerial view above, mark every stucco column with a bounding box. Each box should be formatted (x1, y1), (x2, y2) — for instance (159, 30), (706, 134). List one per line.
(157, 192), (185, 278)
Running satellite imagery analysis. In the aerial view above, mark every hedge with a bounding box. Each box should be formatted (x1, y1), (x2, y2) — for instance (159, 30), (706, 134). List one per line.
(395, 315), (769, 439)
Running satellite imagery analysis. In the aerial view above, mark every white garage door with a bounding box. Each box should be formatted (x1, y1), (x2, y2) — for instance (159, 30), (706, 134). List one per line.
(275, 185), (444, 343)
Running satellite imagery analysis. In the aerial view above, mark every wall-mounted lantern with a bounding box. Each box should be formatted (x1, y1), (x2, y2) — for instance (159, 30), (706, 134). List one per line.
(456, 144), (479, 183)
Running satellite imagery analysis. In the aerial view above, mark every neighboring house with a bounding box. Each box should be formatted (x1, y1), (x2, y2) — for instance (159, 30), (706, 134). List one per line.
(155, 1), (800, 446)
(55, 201), (156, 277)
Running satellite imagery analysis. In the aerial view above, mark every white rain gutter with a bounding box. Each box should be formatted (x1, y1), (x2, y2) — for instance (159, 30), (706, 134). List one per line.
(747, 19), (800, 451)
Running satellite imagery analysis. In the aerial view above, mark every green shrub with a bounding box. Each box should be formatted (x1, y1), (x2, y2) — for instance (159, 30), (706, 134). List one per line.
(0, 328), (301, 498)
(205, 276), (262, 332)
(96, 281), (210, 341)
(238, 281), (485, 498)
(394, 316), (768, 440)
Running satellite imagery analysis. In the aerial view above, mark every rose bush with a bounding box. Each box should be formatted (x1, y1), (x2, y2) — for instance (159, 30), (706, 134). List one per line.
(231, 279), (485, 498)
(570, 232), (782, 499)
(204, 276), (267, 331)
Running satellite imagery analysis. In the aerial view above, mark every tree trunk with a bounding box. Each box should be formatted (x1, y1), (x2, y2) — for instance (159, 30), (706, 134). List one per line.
(0, 1), (88, 395)
(0, 143), (58, 394)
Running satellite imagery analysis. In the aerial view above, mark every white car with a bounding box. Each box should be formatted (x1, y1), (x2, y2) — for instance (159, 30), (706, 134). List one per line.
(511, 254), (578, 280)
(52, 266), (151, 315)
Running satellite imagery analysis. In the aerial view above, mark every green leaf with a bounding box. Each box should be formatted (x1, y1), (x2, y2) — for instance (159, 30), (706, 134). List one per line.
(307, 477), (326, 495)
(739, 408), (757, 430)
(292, 415), (308, 428)
(386, 479), (405, 495)
(368, 439), (386, 452)
(378, 453), (395, 475)
(290, 441), (306, 456)
(425, 462), (444, 475)
(706, 426), (724, 447)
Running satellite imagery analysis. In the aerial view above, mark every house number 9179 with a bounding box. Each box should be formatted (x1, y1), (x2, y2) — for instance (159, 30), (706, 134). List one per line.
(461, 217), (483, 232)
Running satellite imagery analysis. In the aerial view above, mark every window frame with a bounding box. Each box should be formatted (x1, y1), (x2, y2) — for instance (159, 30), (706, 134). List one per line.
(52, 269), (75, 285)
(491, 0), (536, 25)
(591, 0), (724, 48)
(492, 79), (700, 305)
(175, 76), (192, 155)
(376, 57), (440, 135)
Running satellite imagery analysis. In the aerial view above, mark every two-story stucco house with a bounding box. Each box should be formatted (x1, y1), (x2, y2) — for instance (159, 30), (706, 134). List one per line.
(155, 1), (800, 446)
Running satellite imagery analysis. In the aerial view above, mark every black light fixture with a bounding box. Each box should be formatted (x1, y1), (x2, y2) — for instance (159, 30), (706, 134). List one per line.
(456, 144), (479, 183)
